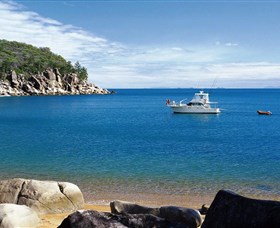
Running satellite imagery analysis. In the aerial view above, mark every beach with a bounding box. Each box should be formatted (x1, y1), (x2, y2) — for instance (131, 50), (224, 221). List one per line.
(38, 191), (280, 227)
(39, 204), (111, 228)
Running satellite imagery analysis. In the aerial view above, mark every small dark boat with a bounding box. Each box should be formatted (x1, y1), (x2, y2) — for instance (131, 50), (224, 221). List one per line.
(257, 110), (272, 115)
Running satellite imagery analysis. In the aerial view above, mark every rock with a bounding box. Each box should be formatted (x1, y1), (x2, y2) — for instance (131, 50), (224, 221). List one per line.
(0, 179), (23, 204)
(58, 210), (186, 228)
(56, 74), (62, 84)
(0, 203), (39, 228)
(0, 178), (84, 214)
(199, 204), (209, 215)
(110, 200), (159, 216)
(159, 206), (202, 228)
(201, 190), (280, 228)
(0, 68), (110, 96)
(64, 74), (79, 85)
(58, 210), (127, 228)
(7, 70), (19, 88)
(110, 201), (202, 228)
(28, 76), (42, 90)
(22, 82), (34, 94)
(44, 69), (56, 81)
(54, 68), (61, 76)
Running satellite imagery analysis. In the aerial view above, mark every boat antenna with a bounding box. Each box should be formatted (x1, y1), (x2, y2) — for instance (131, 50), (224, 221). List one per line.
(209, 76), (218, 94)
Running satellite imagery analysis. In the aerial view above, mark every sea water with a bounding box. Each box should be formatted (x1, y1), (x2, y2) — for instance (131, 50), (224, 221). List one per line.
(0, 89), (279, 204)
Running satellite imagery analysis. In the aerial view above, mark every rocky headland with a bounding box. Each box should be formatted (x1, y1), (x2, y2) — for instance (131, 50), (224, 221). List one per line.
(0, 69), (110, 96)
(0, 39), (110, 96)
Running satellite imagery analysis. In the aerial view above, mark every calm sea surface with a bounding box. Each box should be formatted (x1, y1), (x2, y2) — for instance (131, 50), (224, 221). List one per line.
(0, 89), (279, 204)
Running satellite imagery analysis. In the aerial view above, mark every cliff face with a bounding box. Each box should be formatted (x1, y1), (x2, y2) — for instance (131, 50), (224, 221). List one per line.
(0, 69), (109, 96)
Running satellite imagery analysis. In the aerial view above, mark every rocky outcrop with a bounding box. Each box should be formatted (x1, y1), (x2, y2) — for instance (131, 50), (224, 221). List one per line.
(58, 210), (194, 228)
(0, 203), (39, 228)
(0, 178), (84, 214)
(110, 200), (202, 228)
(0, 69), (110, 96)
(202, 190), (280, 228)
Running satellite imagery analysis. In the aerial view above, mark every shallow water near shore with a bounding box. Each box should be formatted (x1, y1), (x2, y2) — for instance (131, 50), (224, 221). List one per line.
(0, 89), (279, 205)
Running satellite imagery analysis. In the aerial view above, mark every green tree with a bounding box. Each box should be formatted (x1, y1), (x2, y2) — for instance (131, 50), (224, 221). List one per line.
(74, 61), (88, 81)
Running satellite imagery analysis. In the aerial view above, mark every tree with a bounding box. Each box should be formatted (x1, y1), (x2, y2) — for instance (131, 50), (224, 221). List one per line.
(74, 61), (88, 81)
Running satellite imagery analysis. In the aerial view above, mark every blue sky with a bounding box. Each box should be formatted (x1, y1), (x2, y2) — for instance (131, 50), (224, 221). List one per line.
(0, 0), (280, 88)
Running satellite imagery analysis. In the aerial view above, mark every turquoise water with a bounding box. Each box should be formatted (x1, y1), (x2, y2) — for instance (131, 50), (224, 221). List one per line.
(0, 89), (279, 202)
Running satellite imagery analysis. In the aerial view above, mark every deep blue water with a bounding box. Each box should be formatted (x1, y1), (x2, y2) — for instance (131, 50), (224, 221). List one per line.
(0, 89), (279, 201)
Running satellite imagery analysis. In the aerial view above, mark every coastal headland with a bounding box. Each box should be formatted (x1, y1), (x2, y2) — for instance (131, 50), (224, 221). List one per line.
(0, 39), (110, 96)
(0, 68), (110, 96)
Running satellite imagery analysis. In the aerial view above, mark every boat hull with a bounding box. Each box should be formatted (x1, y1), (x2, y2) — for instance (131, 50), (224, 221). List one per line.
(257, 110), (272, 115)
(170, 105), (220, 114)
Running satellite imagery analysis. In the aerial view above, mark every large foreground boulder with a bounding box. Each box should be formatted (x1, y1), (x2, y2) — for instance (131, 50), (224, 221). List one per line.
(110, 200), (202, 228)
(202, 190), (280, 228)
(58, 210), (190, 228)
(0, 203), (39, 227)
(0, 178), (84, 214)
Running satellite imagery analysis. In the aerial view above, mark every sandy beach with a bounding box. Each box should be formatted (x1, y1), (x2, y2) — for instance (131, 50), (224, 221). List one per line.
(38, 192), (280, 228)
(38, 196), (207, 228)
(38, 205), (111, 228)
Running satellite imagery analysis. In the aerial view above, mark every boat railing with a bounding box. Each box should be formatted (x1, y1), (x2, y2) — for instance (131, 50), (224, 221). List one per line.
(179, 98), (188, 105)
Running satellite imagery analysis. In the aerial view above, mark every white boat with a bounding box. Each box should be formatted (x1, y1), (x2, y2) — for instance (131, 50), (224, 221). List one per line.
(167, 91), (221, 114)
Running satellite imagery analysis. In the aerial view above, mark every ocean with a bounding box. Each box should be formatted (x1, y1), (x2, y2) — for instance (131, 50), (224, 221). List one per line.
(0, 89), (279, 206)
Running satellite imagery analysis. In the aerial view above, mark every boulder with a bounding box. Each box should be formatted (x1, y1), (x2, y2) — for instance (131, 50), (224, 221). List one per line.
(202, 190), (280, 228)
(110, 200), (159, 216)
(58, 210), (185, 228)
(0, 178), (84, 214)
(0, 203), (39, 228)
(7, 70), (19, 88)
(54, 68), (61, 76)
(44, 69), (56, 81)
(22, 82), (34, 94)
(0, 179), (23, 204)
(64, 74), (79, 85)
(110, 201), (202, 228)
(159, 206), (202, 228)
(28, 76), (42, 90)
(56, 74), (62, 85)
(199, 204), (209, 215)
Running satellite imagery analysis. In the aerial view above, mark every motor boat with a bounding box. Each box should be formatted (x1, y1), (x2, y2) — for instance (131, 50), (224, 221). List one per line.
(167, 91), (221, 114)
(257, 110), (272, 115)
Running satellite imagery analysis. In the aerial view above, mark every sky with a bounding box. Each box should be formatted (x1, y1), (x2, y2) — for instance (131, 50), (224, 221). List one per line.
(0, 0), (280, 88)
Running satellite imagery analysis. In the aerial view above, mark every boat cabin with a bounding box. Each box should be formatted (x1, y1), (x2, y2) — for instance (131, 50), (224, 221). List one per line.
(190, 91), (209, 103)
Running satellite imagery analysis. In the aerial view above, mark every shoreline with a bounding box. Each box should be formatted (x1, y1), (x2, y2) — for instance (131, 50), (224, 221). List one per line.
(83, 191), (280, 208)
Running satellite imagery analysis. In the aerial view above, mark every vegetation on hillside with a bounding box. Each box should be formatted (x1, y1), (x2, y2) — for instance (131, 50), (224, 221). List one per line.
(0, 39), (88, 80)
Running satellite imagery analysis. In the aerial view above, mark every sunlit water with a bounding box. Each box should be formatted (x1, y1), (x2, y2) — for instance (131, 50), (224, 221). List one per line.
(0, 89), (279, 205)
